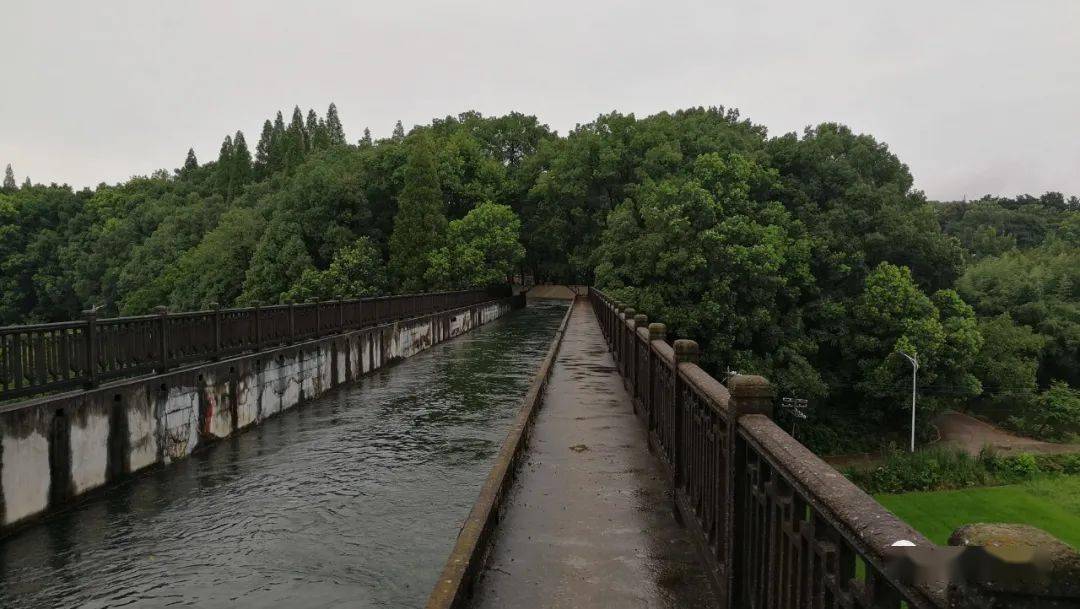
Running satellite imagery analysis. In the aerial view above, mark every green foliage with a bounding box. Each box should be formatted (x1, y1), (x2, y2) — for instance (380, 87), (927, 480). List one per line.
(240, 218), (313, 304)
(389, 135), (447, 291)
(2, 164), (15, 192)
(973, 314), (1045, 396)
(957, 244), (1080, 387)
(285, 237), (387, 301)
(181, 148), (198, 176)
(595, 151), (818, 397)
(427, 202), (524, 289)
(847, 447), (994, 494)
(325, 103), (346, 146)
(849, 264), (982, 425)
(1006, 382), (1080, 441)
(847, 447), (1080, 494)
(1, 103), (1076, 453)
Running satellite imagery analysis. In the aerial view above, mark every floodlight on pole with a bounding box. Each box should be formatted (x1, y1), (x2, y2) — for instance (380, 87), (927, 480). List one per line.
(897, 350), (918, 453)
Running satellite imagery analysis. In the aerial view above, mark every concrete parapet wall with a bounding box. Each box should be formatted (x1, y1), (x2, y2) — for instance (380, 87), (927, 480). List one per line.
(0, 299), (515, 535)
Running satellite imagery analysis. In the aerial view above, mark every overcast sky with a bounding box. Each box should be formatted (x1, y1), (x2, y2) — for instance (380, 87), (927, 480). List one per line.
(2, 0), (1078, 201)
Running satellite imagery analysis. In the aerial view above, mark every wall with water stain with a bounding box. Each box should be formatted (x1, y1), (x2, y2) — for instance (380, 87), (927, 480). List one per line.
(0, 298), (517, 534)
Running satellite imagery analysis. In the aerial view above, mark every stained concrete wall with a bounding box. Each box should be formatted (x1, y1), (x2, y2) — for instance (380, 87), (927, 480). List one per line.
(0, 298), (517, 535)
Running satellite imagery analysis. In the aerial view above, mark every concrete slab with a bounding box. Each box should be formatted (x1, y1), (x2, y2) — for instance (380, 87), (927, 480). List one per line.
(471, 300), (717, 609)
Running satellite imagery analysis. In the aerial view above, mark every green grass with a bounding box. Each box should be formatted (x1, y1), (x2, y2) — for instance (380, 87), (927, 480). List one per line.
(875, 475), (1080, 549)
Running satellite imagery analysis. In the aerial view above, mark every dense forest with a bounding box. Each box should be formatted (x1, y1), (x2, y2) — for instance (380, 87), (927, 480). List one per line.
(2, 105), (1077, 452)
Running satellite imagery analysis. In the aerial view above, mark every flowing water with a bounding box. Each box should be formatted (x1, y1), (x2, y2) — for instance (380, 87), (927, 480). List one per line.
(0, 300), (568, 609)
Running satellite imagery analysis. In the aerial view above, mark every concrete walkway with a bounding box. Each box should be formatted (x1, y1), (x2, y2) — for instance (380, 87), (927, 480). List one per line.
(471, 300), (716, 609)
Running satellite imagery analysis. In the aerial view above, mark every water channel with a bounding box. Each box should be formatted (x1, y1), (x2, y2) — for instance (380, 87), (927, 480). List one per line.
(0, 300), (568, 609)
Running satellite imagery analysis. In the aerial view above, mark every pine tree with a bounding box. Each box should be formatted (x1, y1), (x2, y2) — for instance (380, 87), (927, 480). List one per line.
(307, 108), (330, 150)
(217, 135), (234, 199)
(255, 119), (274, 177)
(181, 148), (199, 177)
(359, 127), (373, 147)
(21, 176), (31, 189)
(389, 135), (446, 291)
(391, 120), (406, 142)
(271, 111), (287, 173)
(326, 103), (346, 146)
(305, 109), (320, 149)
(2, 164), (15, 191)
(285, 106), (307, 169)
(232, 131), (252, 186)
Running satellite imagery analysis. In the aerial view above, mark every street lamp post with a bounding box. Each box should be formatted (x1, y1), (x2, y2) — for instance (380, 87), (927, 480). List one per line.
(898, 350), (919, 453)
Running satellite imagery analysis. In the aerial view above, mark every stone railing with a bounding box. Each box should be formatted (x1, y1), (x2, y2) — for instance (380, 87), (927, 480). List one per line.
(590, 287), (1079, 609)
(0, 288), (504, 402)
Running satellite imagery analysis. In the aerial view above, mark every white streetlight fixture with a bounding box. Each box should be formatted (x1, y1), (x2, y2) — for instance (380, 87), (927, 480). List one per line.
(897, 350), (919, 453)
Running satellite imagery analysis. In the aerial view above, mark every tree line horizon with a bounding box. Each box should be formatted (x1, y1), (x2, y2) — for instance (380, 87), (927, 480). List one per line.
(2, 104), (1077, 453)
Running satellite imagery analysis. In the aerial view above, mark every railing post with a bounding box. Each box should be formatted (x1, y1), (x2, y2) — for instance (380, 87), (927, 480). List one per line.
(633, 314), (647, 399)
(672, 339), (698, 489)
(82, 309), (98, 389)
(313, 299), (321, 338)
(337, 296), (345, 332)
(253, 301), (262, 351)
(647, 323), (666, 431)
(616, 303), (625, 353)
(211, 302), (222, 360)
(155, 306), (169, 373)
(623, 308), (636, 381)
(725, 374), (775, 607)
(288, 301), (296, 344)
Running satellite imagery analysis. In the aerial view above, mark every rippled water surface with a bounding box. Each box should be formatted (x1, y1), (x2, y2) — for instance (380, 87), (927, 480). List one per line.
(0, 300), (568, 609)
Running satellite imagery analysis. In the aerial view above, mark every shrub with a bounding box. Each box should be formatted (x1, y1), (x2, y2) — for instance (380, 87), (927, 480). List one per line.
(846, 447), (992, 494)
(992, 453), (1040, 482)
(844, 446), (1080, 494)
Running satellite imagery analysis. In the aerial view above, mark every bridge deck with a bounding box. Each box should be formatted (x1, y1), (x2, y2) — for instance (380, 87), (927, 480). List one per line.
(471, 299), (716, 608)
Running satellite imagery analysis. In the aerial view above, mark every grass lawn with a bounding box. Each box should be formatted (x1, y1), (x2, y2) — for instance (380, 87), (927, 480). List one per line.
(875, 475), (1080, 549)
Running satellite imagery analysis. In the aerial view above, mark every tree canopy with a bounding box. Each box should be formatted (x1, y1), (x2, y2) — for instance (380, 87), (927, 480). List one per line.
(1, 103), (1076, 452)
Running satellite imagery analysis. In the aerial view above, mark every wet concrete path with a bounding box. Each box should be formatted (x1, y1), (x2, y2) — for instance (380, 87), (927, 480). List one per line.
(472, 300), (716, 609)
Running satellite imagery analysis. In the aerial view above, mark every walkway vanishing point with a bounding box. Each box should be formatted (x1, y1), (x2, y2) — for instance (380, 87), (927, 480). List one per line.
(0, 287), (1075, 607)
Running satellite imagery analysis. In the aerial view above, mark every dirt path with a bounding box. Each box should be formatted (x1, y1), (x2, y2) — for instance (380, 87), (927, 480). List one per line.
(933, 411), (1080, 456)
(824, 412), (1080, 470)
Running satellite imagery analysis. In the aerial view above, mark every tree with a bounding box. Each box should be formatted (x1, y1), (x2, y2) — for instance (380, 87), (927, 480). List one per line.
(21, 176), (30, 189)
(232, 131), (252, 186)
(973, 314), (1045, 395)
(255, 119), (274, 177)
(359, 128), (373, 147)
(596, 151), (820, 394)
(216, 135), (234, 199)
(271, 111), (287, 173)
(847, 263), (982, 430)
(241, 218), (314, 304)
(326, 103), (346, 146)
(392, 120), (406, 141)
(389, 135), (446, 291)
(285, 236), (387, 301)
(427, 202), (524, 289)
(2, 164), (15, 191)
(957, 245), (1080, 387)
(1008, 382), (1080, 441)
(285, 106), (307, 169)
(182, 148), (199, 176)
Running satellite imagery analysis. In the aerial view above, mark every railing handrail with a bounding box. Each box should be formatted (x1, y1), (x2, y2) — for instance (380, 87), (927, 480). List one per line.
(588, 286), (950, 608)
(0, 288), (486, 334)
(1, 287), (505, 402)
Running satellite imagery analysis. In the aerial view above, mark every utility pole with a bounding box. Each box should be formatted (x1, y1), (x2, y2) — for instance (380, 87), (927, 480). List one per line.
(781, 397), (808, 439)
(898, 350), (918, 453)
